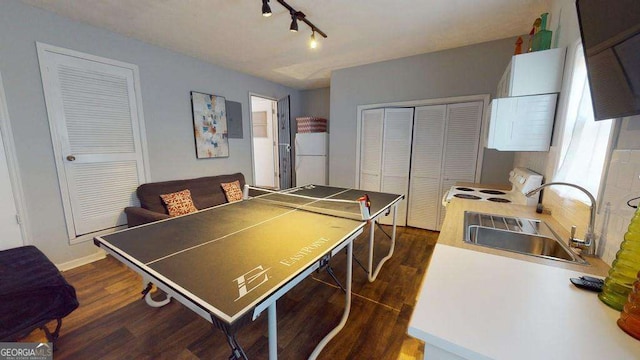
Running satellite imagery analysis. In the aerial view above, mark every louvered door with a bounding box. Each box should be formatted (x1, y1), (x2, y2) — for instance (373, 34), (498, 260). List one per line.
(407, 105), (446, 230)
(442, 102), (483, 184)
(38, 44), (147, 239)
(406, 101), (482, 231)
(379, 108), (414, 225)
(359, 109), (384, 191)
(360, 101), (482, 231)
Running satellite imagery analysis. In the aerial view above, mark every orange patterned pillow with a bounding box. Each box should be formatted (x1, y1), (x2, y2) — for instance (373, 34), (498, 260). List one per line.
(159, 189), (198, 217)
(221, 180), (243, 202)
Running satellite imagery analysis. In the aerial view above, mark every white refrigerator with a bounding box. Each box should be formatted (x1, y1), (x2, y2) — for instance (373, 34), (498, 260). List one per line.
(295, 132), (328, 186)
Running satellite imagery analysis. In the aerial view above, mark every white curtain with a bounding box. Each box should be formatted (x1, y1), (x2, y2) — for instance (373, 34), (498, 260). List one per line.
(553, 45), (612, 203)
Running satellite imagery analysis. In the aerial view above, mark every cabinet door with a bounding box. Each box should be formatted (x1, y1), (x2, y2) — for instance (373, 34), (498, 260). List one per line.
(380, 108), (414, 226)
(359, 109), (384, 191)
(407, 105), (446, 230)
(509, 48), (566, 96)
(487, 94), (557, 151)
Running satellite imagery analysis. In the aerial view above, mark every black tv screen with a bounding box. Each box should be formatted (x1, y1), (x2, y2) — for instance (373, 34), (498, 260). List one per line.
(576, 0), (640, 120)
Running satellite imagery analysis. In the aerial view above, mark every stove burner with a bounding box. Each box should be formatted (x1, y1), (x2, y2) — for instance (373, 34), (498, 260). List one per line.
(480, 189), (507, 195)
(487, 197), (512, 203)
(454, 194), (481, 200)
(455, 187), (475, 192)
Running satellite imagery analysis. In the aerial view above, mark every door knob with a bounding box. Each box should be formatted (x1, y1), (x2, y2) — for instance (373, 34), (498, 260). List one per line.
(66, 155), (76, 161)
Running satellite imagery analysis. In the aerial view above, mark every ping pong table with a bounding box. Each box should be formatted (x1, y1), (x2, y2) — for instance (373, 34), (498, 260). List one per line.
(94, 184), (403, 359)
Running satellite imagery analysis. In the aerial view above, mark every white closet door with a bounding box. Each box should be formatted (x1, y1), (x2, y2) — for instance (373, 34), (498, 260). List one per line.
(359, 109), (384, 191)
(439, 102), (483, 230)
(380, 108), (414, 225)
(407, 105), (446, 230)
(442, 102), (483, 182)
(38, 44), (148, 239)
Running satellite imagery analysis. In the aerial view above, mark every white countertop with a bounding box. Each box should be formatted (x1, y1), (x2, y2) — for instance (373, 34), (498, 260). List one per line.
(408, 244), (640, 360)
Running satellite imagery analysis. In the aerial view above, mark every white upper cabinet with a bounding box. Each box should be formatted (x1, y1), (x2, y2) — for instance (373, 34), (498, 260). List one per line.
(487, 94), (558, 151)
(490, 48), (566, 152)
(496, 48), (566, 98)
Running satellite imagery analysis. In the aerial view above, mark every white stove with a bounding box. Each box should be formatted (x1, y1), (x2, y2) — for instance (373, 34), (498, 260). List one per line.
(443, 168), (543, 206)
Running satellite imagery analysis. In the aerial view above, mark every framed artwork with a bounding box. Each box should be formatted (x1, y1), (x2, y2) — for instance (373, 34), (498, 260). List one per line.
(191, 91), (229, 158)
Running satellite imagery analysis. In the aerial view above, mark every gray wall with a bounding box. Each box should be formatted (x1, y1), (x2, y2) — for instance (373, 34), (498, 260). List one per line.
(0, 1), (301, 264)
(329, 38), (518, 187)
(299, 87), (330, 129)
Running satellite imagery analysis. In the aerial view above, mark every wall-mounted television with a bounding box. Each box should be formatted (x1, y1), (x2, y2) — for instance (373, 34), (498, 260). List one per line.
(576, 0), (640, 120)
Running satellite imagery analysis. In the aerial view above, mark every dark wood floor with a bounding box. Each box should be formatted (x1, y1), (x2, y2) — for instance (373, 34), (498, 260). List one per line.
(25, 226), (438, 359)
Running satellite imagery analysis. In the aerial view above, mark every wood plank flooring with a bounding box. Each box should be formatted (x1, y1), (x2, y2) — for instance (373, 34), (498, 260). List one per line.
(24, 226), (438, 359)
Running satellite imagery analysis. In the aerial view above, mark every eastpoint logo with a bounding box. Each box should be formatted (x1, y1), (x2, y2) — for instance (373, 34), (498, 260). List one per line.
(233, 265), (271, 301)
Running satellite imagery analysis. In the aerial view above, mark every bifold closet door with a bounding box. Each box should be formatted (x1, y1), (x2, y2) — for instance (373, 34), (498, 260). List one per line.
(407, 105), (446, 230)
(359, 107), (413, 226)
(379, 108), (413, 226)
(438, 101), (483, 229)
(406, 101), (483, 231)
(359, 109), (384, 192)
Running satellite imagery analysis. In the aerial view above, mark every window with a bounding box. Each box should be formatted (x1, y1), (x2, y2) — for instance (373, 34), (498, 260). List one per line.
(552, 43), (613, 203)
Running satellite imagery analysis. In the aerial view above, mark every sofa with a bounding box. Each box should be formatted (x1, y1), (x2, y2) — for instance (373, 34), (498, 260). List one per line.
(124, 172), (245, 227)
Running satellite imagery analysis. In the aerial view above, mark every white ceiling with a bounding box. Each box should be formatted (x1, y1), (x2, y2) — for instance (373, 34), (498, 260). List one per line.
(21, 0), (551, 89)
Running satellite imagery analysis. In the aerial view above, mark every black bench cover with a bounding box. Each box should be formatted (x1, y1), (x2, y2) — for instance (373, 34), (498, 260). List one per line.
(0, 246), (79, 341)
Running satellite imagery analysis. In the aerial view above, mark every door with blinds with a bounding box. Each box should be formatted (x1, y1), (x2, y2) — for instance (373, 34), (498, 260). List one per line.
(360, 108), (413, 226)
(407, 105), (447, 230)
(37, 43), (148, 240)
(407, 101), (483, 230)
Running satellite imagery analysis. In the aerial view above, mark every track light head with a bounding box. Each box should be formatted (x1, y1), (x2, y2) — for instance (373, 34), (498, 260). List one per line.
(262, 0), (272, 17)
(289, 13), (298, 32)
(309, 31), (317, 49)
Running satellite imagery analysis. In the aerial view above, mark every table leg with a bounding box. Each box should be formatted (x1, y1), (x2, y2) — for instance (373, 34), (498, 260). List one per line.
(268, 302), (277, 360)
(367, 203), (399, 282)
(309, 241), (353, 359)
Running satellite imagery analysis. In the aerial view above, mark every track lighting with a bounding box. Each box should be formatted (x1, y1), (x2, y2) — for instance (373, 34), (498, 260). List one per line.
(262, 0), (272, 17)
(289, 12), (298, 32)
(260, 0), (328, 44)
(309, 31), (317, 49)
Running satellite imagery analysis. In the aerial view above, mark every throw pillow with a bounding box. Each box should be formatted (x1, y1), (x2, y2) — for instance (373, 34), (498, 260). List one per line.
(160, 189), (198, 217)
(221, 180), (243, 202)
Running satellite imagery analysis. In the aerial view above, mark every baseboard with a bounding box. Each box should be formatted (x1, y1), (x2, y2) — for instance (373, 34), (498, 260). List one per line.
(56, 249), (106, 271)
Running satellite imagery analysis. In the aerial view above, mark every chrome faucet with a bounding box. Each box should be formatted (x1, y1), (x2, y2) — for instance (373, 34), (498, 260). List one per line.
(525, 182), (597, 256)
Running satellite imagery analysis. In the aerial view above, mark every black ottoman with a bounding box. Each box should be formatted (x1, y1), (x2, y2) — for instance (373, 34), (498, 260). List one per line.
(0, 246), (79, 342)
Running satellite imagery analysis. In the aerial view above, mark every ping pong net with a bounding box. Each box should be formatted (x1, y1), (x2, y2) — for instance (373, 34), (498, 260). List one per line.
(243, 185), (371, 221)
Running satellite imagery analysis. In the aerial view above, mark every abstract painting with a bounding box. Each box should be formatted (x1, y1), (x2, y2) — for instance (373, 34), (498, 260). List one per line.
(191, 91), (229, 158)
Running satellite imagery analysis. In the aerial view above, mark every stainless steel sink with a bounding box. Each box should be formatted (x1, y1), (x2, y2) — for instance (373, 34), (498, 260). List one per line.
(463, 211), (588, 265)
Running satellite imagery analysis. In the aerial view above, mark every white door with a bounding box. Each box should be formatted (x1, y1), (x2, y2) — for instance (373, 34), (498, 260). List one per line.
(406, 102), (483, 231)
(359, 109), (384, 191)
(251, 95), (279, 188)
(379, 108), (414, 226)
(359, 108), (413, 226)
(38, 43), (148, 240)
(442, 102), (483, 184)
(438, 102), (483, 229)
(0, 134), (21, 250)
(0, 73), (23, 250)
(407, 105), (447, 230)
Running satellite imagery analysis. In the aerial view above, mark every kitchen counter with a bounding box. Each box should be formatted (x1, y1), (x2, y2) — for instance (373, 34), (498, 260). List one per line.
(408, 198), (640, 360)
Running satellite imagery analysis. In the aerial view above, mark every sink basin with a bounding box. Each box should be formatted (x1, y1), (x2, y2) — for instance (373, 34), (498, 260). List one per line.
(463, 211), (588, 265)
